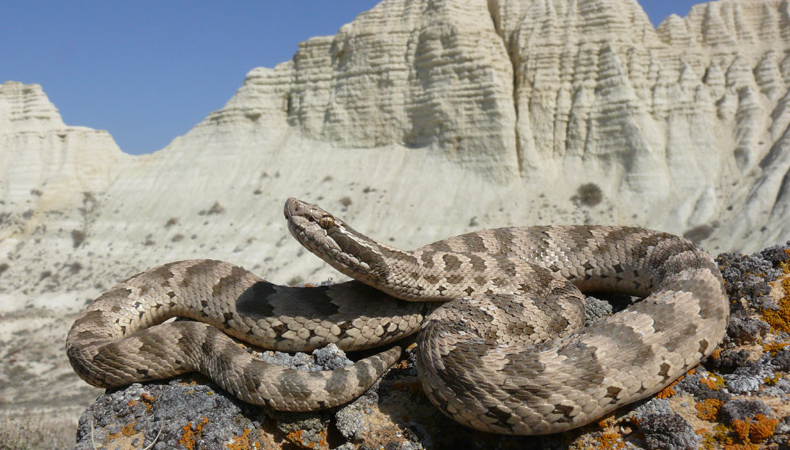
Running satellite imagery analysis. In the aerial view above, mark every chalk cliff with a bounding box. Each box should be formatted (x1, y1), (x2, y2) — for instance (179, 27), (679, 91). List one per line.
(2, 0), (790, 439)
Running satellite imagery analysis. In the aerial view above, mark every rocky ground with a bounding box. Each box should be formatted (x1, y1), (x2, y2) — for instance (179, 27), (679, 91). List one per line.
(70, 242), (790, 450)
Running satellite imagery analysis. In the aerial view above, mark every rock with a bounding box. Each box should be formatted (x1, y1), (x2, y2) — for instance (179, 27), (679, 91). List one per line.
(719, 399), (775, 424)
(72, 380), (266, 450)
(584, 295), (614, 326)
(637, 413), (701, 450)
(726, 315), (770, 344)
(71, 241), (790, 449)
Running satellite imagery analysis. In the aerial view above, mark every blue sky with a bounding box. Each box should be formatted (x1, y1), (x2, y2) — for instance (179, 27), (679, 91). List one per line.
(2, 1), (702, 155)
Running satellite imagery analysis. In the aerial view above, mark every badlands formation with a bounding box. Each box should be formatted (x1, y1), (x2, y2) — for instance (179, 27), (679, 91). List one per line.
(1, 0), (790, 439)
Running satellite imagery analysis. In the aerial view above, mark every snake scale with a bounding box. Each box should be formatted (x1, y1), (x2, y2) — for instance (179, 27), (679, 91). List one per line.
(67, 198), (729, 435)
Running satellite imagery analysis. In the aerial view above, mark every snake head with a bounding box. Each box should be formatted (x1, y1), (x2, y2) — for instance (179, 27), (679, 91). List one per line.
(284, 198), (388, 284)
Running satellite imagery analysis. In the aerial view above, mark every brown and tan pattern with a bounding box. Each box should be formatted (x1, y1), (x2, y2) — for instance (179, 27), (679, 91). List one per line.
(67, 198), (729, 435)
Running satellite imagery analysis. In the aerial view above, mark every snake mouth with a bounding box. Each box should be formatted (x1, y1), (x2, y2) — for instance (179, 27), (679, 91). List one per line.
(283, 197), (306, 222)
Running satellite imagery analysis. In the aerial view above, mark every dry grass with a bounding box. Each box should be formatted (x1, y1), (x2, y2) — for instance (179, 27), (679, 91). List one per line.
(0, 413), (76, 450)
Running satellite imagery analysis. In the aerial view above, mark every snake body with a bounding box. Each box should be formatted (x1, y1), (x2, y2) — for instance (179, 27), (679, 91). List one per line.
(67, 198), (729, 434)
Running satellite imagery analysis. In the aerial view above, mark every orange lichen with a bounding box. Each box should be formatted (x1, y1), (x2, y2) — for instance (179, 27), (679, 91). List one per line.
(285, 429), (328, 450)
(731, 419), (750, 441)
(597, 414), (616, 429)
(762, 341), (789, 355)
(763, 263), (790, 333)
(595, 431), (626, 450)
(695, 399), (724, 421)
(139, 393), (155, 412)
(749, 414), (779, 442)
(107, 421), (138, 441)
(656, 369), (694, 399)
(700, 373), (726, 391)
(393, 359), (410, 370)
(179, 416), (209, 450)
(732, 414), (778, 444)
(700, 413), (778, 449)
(700, 424), (759, 450)
(226, 428), (261, 450)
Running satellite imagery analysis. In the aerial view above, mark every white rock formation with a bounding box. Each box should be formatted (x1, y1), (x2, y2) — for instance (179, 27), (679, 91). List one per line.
(1, 0), (790, 433)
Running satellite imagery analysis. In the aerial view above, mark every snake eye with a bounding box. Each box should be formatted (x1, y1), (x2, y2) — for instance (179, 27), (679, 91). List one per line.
(318, 216), (335, 230)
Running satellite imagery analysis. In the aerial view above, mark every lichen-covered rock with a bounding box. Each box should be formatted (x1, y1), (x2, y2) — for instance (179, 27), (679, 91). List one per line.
(637, 413), (700, 450)
(707, 348), (750, 372)
(72, 380), (267, 450)
(726, 316), (770, 344)
(71, 241), (790, 449)
(719, 399), (775, 424)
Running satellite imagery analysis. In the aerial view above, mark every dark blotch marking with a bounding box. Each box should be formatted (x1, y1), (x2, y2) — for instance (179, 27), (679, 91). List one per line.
(389, 250), (419, 266)
(468, 254), (488, 272)
(460, 233), (487, 252)
(445, 274), (465, 285)
(72, 309), (115, 330)
(658, 362), (672, 379)
(442, 254), (462, 271)
(566, 227), (596, 252)
(324, 367), (351, 397)
(552, 404), (576, 421)
(74, 329), (109, 343)
(423, 274), (441, 285)
(495, 258), (518, 277)
(664, 322), (698, 353)
(484, 405), (515, 432)
(354, 361), (375, 388)
(698, 339), (709, 355)
(420, 252), (434, 268)
(212, 266), (248, 298)
(235, 282), (278, 317)
(184, 260), (217, 280)
(149, 262), (177, 288)
(425, 240), (452, 252)
(492, 228), (517, 249)
(554, 341), (605, 387)
(606, 386), (622, 400)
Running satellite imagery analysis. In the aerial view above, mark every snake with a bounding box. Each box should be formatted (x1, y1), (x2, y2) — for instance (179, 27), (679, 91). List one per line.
(66, 198), (729, 435)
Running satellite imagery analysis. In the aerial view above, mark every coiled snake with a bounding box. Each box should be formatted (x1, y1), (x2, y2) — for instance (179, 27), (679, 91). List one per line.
(66, 198), (729, 434)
